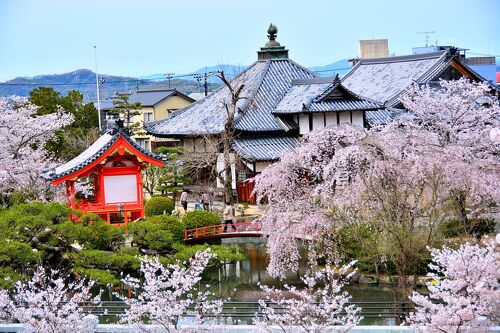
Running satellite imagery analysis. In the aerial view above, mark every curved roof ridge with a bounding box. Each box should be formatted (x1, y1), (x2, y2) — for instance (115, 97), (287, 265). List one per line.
(340, 61), (361, 82)
(414, 51), (450, 83)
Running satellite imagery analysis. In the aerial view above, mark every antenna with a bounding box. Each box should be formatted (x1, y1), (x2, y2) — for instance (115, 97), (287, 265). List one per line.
(94, 45), (102, 132)
(417, 31), (435, 47)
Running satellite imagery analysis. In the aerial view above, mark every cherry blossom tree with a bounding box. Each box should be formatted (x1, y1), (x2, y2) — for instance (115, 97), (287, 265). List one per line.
(119, 249), (223, 332)
(253, 78), (500, 289)
(408, 237), (499, 332)
(0, 267), (99, 333)
(401, 78), (500, 226)
(255, 261), (362, 333)
(0, 96), (73, 206)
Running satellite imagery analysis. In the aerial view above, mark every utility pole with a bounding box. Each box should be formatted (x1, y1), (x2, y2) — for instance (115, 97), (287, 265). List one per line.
(204, 72), (208, 96)
(94, 45), (102, 132)
(165, 73), (175, 89)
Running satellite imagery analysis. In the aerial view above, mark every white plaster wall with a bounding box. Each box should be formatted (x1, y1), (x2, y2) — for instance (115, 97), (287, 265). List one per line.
(312, 113), (324, 130)
(325, 112), (337, 126)
(339, 111), (351, 124)
(352, 111), (364, 127)
(299, 114), (310, 134)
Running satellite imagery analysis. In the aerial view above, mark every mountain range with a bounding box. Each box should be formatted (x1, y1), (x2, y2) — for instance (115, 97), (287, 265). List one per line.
(0, 59), (354, 101)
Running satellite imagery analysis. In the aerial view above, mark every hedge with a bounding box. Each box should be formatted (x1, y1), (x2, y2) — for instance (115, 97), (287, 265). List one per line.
(182, 210), (220, 229)
(147, 215), (185, 243)
(144, 196), (174, 217)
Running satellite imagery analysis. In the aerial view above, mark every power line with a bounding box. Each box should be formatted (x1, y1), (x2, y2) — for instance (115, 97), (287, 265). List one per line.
(0, 66), (355, 87)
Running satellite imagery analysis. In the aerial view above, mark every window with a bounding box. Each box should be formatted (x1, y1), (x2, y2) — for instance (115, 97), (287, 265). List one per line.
(144, 112), (153, 122)
(135, 138), (145, 148)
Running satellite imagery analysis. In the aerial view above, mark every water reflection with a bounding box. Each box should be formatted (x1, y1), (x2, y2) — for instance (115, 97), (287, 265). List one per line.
(202, 240), (403, 325)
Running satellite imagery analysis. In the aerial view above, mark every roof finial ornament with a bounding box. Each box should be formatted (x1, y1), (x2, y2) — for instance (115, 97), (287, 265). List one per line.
(264, 23), (281, 48)
(258, 23), (288, 60)
(267, 23), (278, 41)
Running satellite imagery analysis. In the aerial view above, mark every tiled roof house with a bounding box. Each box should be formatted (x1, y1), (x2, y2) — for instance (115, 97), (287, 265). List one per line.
(146, 26), (496, 201)
(147, 26), (382, 177)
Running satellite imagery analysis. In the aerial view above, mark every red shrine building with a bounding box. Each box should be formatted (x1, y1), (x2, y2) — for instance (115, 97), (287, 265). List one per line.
(41, 128), (164, 224)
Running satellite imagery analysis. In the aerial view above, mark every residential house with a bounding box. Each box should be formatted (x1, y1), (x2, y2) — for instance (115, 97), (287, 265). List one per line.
(100, 88), (194, 151)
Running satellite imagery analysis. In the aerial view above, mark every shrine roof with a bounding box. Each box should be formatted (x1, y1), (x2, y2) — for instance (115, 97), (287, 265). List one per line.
(41, 129), (163, 182)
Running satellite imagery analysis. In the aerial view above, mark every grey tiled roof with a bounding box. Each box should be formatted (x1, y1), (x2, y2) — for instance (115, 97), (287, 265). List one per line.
(232, 136), (298, 161)
(128, 89), (177, 106)
(41, 129), (163, 181)
(98, 89), (187, 111)
(234, 59), (316, 132)
(365, 108), (402, 127)
(274, 80), (381, 114)
(273, 82), (331, 113)
(342, 51), (449, 107)
(147, 59), (317, 137)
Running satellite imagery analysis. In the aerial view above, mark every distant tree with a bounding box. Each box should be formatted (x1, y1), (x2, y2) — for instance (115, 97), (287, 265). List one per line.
(181, 71), (248, 204)
(29, 87), (99, 161)
(107, 94), (142, 135)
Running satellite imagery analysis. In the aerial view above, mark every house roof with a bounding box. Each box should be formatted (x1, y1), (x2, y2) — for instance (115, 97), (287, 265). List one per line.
(232, 136), (298, 161)
(341, 51), (450, 107)
(146, 59), (317, 137)
(99, 89), (193, 111)
(274, 78), (381, 114)
(342, 50), (499, 108)
(41, 128), (164, 183)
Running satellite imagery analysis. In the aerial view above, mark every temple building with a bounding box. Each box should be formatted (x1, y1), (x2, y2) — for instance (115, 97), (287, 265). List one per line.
(41, 127), (164, 224)
(146, 25), (496, 203)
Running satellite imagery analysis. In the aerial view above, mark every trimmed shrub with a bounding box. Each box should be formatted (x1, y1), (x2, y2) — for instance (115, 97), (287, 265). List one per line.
(147, 215), (185, 243)
(144, 196), (174, 217)
(0, 241), (39, 267)
(71, 249), (141, 271)
(55, 217), (125, 251)
(0, 202), (68, 242)
(182, 210), (220, 229)
(128, 221), (173, 251)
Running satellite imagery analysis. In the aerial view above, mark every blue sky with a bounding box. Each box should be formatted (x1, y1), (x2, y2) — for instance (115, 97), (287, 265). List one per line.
(0, 0), (498, 82)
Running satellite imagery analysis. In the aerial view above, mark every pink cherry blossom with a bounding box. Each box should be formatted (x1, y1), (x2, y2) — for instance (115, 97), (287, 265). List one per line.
(0, 96), (73, 205)
(408, 237), (499, 332)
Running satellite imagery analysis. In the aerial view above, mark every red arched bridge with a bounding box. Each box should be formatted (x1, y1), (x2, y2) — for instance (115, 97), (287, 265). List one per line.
(184, 221), (263, 243)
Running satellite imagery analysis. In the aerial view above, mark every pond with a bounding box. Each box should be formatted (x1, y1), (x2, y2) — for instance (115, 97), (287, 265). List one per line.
(201, 240), (406, 325)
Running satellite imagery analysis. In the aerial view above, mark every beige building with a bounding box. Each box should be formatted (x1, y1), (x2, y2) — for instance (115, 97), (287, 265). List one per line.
(359, 39), (389, 59)
(101, 89), (194, 151)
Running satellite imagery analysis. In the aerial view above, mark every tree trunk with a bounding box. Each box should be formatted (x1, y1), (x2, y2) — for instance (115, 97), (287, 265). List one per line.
(223, 123), (234, 203)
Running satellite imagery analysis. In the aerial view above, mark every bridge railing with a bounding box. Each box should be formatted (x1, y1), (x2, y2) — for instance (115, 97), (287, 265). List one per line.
(184, 221), (262, 241)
